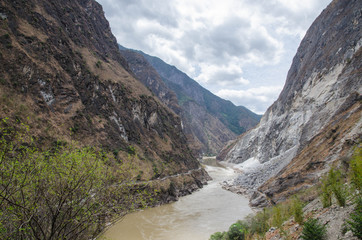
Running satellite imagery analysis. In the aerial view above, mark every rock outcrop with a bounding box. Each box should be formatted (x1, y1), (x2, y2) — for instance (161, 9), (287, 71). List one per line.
(219, 0), (362, 205)
(119, 47), (261, 156)
(0, 0), (209, 201)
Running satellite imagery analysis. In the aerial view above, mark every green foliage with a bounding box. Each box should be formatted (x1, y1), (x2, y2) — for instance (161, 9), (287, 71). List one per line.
(292, 197), (304, 225)
(152, 163), (160, 178)
(346, 196), (362, 239)
(210, 231), (227, 240)
(349, 147), (362, 192)
(0, 118), (156, 239)
(248, 208), (270, 234)
(95, 60), (102, 68)
(209, 221), (247, 240)
(271, 205), (283, 228)
(320, 175), (332, 208)
(320, 168), (347, 207)
(227, 221), (247, 240)
(127, 145), (136, 155)
(300, 218), (327, 240)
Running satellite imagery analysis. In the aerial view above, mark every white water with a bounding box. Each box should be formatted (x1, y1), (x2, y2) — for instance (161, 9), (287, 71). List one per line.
(101, 159), (253, 240)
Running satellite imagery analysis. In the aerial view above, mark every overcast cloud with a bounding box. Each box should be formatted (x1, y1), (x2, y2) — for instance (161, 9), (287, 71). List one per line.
(96, 0), (331, 114)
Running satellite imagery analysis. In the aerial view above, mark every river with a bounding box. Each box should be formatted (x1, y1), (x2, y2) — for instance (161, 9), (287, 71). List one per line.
(100, 158), (253, 240)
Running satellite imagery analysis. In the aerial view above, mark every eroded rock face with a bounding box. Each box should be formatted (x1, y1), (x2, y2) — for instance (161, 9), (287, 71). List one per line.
(0, 0), (209, 194)
(221, 0), (362, 197)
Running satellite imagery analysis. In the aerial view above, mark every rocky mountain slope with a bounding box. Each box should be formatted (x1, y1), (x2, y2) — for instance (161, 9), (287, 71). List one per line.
(219, 0), (362, 205)
(119, 47), (261, 156)
(0, 0), (209, 199)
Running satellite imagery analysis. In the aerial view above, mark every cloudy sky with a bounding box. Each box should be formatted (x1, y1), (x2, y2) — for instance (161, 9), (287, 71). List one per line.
(96, 0), (331, 114)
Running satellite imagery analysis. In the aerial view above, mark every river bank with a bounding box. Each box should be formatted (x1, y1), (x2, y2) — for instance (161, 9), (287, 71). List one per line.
(100, 157), (254, 240)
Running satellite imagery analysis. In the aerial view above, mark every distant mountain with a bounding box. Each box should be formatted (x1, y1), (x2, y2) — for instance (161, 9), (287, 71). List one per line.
(119, 46), (261, 156)
(219, 0), (362, 206)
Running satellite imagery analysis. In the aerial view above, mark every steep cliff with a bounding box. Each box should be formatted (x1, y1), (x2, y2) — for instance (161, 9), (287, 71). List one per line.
(119, 48), (261, 156)
(220, 0), (362, 205)
(0, 0), (209, 197)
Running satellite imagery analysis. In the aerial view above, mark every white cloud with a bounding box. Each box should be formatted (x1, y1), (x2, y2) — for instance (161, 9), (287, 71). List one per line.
(97, 0), (331, 114)
(216, 86), (284, 114)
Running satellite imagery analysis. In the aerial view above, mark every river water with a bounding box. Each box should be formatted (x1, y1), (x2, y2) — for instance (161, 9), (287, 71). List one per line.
(101, 158), (253, 240)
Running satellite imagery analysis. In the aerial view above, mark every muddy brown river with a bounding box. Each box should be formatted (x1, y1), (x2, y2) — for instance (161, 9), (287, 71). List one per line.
(100, 158), (253, 240)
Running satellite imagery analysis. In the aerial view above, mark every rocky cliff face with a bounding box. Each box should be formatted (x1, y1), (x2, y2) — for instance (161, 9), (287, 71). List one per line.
(119, 48), (261, 156)
(220, 0), (362, 205)
(0, 0), (209, 196)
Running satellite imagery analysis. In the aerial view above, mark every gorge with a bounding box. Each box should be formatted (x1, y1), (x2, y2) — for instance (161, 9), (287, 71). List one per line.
(0, 0), (361, 239)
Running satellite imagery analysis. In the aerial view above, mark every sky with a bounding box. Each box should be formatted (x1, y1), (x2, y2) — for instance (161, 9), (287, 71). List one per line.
(96, 0), (331, 114)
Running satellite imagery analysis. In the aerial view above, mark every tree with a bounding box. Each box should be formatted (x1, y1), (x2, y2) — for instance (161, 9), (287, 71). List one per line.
(300, 218), (326, 240)
(0, 118), (153, 239)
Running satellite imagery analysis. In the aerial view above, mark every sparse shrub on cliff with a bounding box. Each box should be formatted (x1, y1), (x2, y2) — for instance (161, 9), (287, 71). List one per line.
(349, 147), (362, 192)
(346, 196), (362, 239)
(320, 174), (333, 208)
(300, 218), (327, 240)
(320, 168), (348, 207)
(292, 197), (304, 225)
(271, 205), (283, 228)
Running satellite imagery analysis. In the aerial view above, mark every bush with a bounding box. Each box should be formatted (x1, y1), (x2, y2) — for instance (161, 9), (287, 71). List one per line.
(127, 145), (136, 155)
(320, 168), (347, 207)
(320, 175), (332, 208)
(271, 205), (283, 228)
(349, 147), (362, 192)
(292, 197), (304, 225)
(227, 221), (247, 240)
(0, 119), (153, 239)
(300, 218), (327, 240)
(210, 231), (227, 240)
(329, 168), (347, 207)
(209, 221), (247, 240)
(346, 196), (362, 239)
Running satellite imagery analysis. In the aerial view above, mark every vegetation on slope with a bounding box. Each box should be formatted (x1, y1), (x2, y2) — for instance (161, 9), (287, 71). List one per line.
(210, 146), (362, 239)
(0, 117), (159, 239)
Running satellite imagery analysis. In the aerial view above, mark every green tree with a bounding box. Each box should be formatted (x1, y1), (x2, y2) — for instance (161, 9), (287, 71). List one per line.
(227, 221), (247, 240)
(300, 218), (327, 240)
(0, 118), (153, 239)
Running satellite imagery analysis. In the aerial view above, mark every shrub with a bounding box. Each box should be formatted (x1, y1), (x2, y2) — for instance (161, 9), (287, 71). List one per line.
(349, 147), (362, 192)
(300, 218), (327, 240)
(329, 168), (347, 207)
(246, 208), (270, 235)
(346, 196), (362, 239)
(320, 175), (332, 208)
(320, 168), (348, 207)
(0, 119), (153, 239)
(127, 145), (136, 155)
(271, 205), (283, 228)
(210, 231), (227, 240)
(292, 197), (304, 225)
(227, 221), (247, 240)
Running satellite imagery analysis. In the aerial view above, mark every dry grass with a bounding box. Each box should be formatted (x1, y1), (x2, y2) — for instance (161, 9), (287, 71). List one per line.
(78, 47), (151, 97)
(17, 18), (48, 42)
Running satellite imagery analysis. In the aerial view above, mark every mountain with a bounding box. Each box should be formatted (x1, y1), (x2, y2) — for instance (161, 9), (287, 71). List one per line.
(119, 47), (261, 156)
(0, 0), (209, 203)
(219, 0), (362, 206)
